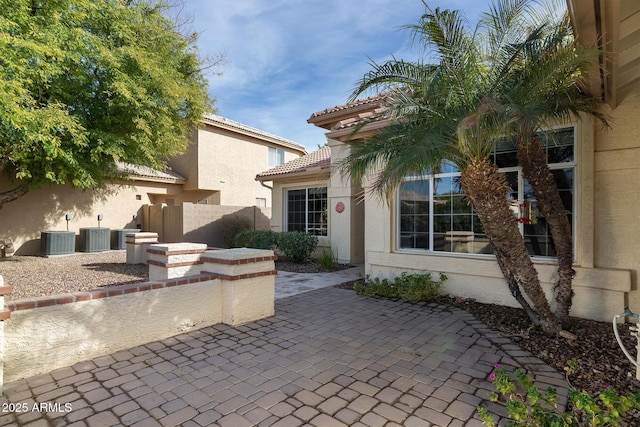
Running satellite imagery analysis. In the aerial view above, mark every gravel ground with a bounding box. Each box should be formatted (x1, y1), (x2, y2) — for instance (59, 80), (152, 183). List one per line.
(0, 252), (148, 301)
(0, 255), (349, 302)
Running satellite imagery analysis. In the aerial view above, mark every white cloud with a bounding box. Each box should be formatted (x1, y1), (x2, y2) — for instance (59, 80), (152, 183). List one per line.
(184, 0), (490, 150)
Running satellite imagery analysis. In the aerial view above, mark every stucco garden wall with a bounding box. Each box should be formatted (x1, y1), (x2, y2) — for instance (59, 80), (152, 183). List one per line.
(0, 246), (276, 388)
(145, 203), (272, 248)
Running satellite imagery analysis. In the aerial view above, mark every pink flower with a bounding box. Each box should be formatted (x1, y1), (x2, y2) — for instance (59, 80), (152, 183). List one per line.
(489, 373), (496, 381)
(494, 363), (500, 368)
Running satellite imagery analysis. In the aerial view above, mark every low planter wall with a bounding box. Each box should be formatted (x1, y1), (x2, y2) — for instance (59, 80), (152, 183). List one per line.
(0, 246), (276, 392)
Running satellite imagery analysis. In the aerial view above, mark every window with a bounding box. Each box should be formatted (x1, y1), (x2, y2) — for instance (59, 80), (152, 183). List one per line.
(398, 127), (575, 258)
(255, 198), (266, 207)
(268, 147), (285, 167)
(287, 187), (328, 236)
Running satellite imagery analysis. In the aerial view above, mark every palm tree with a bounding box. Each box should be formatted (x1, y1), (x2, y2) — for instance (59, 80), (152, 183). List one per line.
(496, 10), (607, 322)
(342, 0), (604, 334)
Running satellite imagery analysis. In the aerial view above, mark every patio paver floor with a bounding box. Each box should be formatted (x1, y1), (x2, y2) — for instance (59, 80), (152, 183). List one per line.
(0, 283), (567, 426)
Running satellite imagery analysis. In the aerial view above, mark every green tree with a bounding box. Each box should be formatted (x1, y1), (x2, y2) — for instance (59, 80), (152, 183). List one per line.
(495, 9), (607, 323)
(342, 0), (605, 334)
(0, 0), (215, 207)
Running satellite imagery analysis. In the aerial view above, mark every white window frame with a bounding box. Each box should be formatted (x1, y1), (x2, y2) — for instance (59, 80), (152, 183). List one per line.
(285, 187), (328, 236)
(268, 147), (285, 167)
(396, 126), (576, 260)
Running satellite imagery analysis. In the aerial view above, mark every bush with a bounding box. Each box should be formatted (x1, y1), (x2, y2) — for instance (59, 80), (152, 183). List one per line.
(316, 247), (338, 270)
(354, 272), (446, 303)
(277, 232), (318, 263)
(233, 230), (317, 263)
(220, 215), (252, 247)
(477, 361), (640, 427)
(235, 230), (278, 250)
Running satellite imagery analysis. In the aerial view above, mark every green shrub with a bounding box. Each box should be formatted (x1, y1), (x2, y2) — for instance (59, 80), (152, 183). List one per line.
(316, 247), (338, 270)
(277, 231), (318, 263)
(477, 361), (640, 427)
(220, 215), (252, 247)
(354, 272), (446, 303)
(235, 230), (278, 250)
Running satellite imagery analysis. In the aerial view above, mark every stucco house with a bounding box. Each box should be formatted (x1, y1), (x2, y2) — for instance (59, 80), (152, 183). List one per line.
(260, 0), (640, 322)
(0, 115), (306, 255)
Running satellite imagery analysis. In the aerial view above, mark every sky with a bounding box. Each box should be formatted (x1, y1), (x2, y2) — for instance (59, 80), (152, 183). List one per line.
(183, 1), (489, 152)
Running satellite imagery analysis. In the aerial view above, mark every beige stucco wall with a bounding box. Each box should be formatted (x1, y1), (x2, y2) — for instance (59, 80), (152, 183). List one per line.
(2, 247), (275, 383)
(0, 180), (184, 255)
(271, 177), (332, 252)
(594, 90), (640, 311)
(327, 140), (365, 264)
(5, 279), (223, 382)
(1, 120), (302, 255)
(169, 124), (303, 207)
(269, 143), (365, 265)
(146, 203), (271, 247)
(358, 94), (639, 322)
(182, 204), (272, 248)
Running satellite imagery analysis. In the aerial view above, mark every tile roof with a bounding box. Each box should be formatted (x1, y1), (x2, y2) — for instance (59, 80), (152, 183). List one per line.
(256, 146), (331, 181)
(331, 106), (388, 132)
(307, 94), (389, 135)
(308, 94), (385, 120)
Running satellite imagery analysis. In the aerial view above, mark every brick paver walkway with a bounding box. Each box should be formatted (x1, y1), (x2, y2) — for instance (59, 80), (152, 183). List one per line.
(0, 287), (566, 426)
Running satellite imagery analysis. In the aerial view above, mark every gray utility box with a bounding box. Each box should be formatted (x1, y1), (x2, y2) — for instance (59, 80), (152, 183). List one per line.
(79, 227), (111, 252)
(41, 231), (76, 256)
(111, 229), (140, 250)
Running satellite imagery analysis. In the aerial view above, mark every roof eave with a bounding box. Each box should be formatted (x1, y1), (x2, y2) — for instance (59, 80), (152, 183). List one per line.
(307, 95), (387, 129)
(256, 167), (331, 182)
(566, 0), (621, 108)
(202, 115), (307, 155)
(325, 119), (391, 142)
(127, 175), (186, 185)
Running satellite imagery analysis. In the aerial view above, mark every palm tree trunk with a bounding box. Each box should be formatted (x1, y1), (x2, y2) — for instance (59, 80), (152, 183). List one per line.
(460, 157), (559, 334)
(494, 251), (541, 326)
(517, 136), (574, 324)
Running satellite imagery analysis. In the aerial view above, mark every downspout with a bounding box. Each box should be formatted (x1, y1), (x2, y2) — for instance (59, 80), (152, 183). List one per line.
(258, 179), (273, 231)
(259, 181), (273, 191)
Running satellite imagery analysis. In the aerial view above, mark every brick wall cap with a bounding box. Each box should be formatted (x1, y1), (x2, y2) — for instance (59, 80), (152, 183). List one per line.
(7, 273), (220, 312)
(203, 248), (274, 261)
(149, 243), (207, 253)
(130, 232), (159, 238)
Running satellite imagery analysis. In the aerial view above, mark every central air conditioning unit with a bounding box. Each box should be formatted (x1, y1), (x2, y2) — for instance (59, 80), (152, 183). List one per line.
(111, 229), (140, 250)
(41, 231), (75, 256)
(79, 228), (111, 252)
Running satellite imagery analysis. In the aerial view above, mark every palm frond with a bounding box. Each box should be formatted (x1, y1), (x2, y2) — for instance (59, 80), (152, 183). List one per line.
(498, 12), (607, 132)
(349, 59), (436, 103)
(339, 109), (457, 202)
